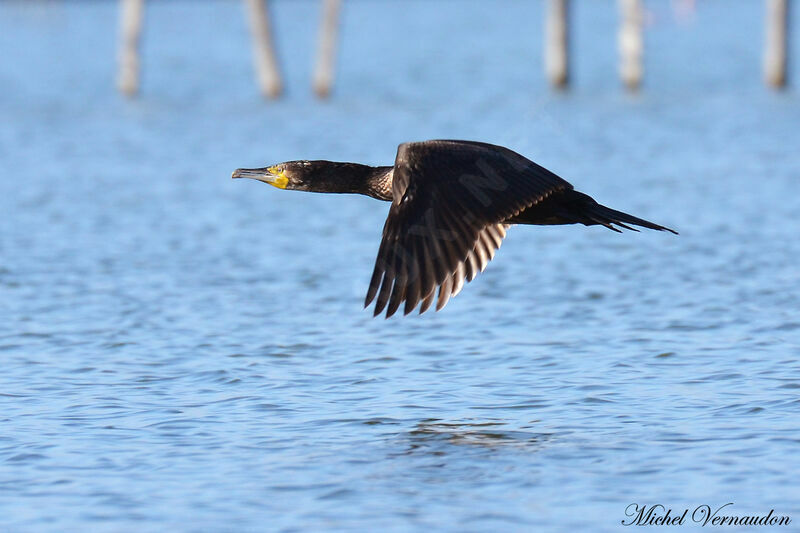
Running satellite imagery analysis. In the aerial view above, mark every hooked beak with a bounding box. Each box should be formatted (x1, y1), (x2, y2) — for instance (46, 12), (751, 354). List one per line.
(231, 167), (289, 189)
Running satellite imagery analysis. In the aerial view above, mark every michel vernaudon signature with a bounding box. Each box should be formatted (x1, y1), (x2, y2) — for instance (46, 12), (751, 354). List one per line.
(622, 503), (791, 527)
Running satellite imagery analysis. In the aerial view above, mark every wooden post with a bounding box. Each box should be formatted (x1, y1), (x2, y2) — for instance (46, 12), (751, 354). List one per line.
(244, 0), (282, 99)
(545, 0), (570, 89)
(313, 0), (341, 98)
(618, 0), (643, 91)
(117, 0), (144, 97)
(764, 0), (789, 88)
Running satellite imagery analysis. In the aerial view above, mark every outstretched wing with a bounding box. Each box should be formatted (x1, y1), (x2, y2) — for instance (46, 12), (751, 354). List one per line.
(365, 140), (573, 317)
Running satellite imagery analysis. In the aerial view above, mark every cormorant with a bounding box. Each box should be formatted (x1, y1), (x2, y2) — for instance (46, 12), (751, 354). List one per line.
(233, 140), (676, 318)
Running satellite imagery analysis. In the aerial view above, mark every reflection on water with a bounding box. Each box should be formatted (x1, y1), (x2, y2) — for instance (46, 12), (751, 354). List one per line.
(405, 419), (552, 452)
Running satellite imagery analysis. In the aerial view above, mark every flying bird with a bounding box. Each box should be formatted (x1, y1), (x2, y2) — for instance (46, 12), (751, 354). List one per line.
(233, 140), (676, 318)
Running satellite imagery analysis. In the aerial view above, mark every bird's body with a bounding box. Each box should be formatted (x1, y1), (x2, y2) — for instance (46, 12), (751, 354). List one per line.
(233, 140), (676, 318)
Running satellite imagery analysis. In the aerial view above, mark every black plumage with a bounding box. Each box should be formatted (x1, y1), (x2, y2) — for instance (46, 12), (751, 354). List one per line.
(233, 140), (676, 318)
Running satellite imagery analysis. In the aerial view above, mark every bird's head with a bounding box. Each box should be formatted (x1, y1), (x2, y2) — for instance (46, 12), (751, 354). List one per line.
(231, 160), (318, 191)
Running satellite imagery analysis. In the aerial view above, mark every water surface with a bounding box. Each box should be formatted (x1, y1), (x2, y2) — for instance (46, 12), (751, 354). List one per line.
(1, 1), (799, 531)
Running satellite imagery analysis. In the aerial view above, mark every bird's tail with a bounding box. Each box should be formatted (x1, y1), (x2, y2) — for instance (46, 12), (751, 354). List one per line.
(574, 192), (678, 234)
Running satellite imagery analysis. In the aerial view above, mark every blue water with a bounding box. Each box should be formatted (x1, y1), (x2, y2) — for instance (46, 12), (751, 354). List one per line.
(2, 1), (800, 531)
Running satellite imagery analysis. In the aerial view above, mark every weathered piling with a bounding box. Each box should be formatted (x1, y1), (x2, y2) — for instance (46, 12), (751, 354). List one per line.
(618, 0), (643, 91)
(545, 0), (570, 89)
(764, 0), (789, 88)
(117, 0), (144, 97)
(244, 0), (283, 99)
(313, 0), (342, 98)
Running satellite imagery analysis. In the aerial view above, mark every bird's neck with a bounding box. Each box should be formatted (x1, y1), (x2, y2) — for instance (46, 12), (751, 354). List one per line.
(316, 163), (394, 201)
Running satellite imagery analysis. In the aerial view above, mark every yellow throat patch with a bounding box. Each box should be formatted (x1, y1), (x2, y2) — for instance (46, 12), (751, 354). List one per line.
(267, 166), (289, 189)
